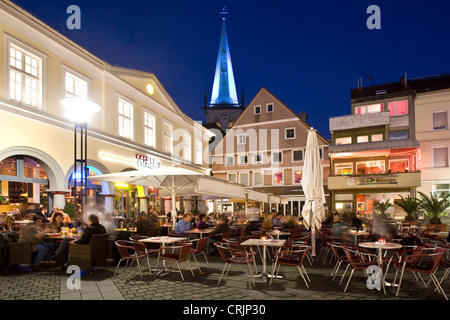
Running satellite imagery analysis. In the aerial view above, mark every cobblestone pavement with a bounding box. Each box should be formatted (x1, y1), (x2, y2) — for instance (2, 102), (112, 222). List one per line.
(1, 250), (449, 302)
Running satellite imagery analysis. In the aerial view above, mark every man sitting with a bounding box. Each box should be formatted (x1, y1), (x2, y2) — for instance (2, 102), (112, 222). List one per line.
(41, 213), (107, 270)
(174, 214), (192, 235)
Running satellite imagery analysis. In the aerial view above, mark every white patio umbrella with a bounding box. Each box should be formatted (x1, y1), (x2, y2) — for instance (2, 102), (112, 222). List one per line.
(89, 166), (246, 229)
(301, 128), (326, 256)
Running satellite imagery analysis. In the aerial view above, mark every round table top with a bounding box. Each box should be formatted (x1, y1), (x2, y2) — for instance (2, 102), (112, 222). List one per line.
(359, 242), (402, 250)
(348, 229), (370, 236)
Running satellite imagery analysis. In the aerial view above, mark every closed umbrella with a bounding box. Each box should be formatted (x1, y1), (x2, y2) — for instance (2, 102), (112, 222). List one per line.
(301, 128), (326, 256)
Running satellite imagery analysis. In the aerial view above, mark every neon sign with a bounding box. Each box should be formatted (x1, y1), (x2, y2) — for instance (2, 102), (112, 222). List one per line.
(365, 161), (383, 169)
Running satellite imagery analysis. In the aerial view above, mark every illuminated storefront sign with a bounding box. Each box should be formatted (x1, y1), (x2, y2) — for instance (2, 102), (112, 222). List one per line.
(358, 177), (398, 185)
(136, 154), (160, 169)
(365, 161), (383, 169)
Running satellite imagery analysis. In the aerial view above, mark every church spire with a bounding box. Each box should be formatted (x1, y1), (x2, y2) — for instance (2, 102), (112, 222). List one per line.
(210, 8), (239, 106)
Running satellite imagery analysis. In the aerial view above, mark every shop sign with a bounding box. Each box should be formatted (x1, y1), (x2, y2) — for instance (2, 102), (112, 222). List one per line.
(365, 161), (383, 169)
(285, 187), (303, 194)
(136, 154), (160, 169)
(358, 177), (398, 185)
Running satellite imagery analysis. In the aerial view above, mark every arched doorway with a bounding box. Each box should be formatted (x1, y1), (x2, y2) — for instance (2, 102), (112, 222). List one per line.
(65, 160), (112, 212)
(0, 155), (50, 213)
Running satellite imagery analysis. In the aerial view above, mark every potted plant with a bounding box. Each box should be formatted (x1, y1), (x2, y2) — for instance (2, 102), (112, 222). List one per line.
(396, 195), (420, 221)
(63, 200), (76, 220)
(373, 200), (393, 219)
(418, 191), (450, 225)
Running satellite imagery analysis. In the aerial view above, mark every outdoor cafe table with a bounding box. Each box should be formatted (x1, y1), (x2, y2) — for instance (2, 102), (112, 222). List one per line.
(184, 228), (215, 238)
(359, 241), (403, 295)
(266, 230), (290, 240)
(241, 238), (285, 283)
(13, 220), (33, 231)
(348, 229), (370, 245)
(138, 236), (186, 274)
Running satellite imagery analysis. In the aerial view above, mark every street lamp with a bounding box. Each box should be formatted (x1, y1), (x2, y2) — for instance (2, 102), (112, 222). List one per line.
(61, 97), (101, 226)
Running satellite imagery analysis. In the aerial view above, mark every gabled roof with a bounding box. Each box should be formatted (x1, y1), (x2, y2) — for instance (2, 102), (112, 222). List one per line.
(211, 87), (329, 155)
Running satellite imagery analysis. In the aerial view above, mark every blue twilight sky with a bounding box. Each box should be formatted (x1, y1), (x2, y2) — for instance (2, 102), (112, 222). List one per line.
(11, 0), (450, 139)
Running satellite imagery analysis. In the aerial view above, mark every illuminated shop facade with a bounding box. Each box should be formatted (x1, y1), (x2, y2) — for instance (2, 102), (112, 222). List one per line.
(328, 77), (421, 218)
(0, 1), (212, 217)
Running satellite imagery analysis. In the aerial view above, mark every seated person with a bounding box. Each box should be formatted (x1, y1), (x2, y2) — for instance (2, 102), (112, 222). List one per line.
(135, 214), (151, 236)
(47, 212), (67, 233)
(196, 213), (213, 230)
(272, 213), (284, 229)
(322, 210), (334, 227)
(41, 214), (107, 270)
(18, 215), (55, 270)
(284, 215), (299, 230)
(174, 214), (192, 234)
(244, 213), (261, 235)
(208, 214), (230, 254)
(350, 212), (363, 229)
(50, 207), (72, 224)
(148, 212), (161, 228)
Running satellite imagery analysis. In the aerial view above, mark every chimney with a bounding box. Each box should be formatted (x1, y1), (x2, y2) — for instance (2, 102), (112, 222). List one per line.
(298, 111), (308, 122)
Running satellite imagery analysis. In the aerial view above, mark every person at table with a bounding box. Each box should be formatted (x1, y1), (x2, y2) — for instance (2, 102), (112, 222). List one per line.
(207, 214), (231, 254)
(244, 212), (261, 235)
(350, 212), (363, 229)
(196, 213), (213, 230)
(41, 213), (107, 270)
(149, 210), (161, 228)
(175, 213), (192, 234)
(18, 215), (55, 270)
(135, 212), (150, 236)
(35, 207), (50, 222)
(49, 207), (71, 224)
(272, 213), (284, 229)
(322, 210), (334, 228)
(47, 212), (67, 233)
(284, 215), (299, 230)
(136, 211), (146, 222)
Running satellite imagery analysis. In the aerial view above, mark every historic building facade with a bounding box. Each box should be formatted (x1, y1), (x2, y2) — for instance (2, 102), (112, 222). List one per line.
(0, 0), (213, 217)
(211, 87), (330, 215)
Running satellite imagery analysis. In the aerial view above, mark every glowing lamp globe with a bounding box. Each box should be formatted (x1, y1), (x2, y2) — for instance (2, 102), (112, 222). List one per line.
(61, 97), (101, 124)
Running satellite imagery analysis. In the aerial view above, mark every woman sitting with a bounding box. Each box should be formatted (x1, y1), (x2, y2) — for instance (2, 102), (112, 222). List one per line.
(47, 212), (67, 233)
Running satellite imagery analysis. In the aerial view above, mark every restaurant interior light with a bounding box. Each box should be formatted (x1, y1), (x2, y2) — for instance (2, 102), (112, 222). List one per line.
(116, 182), (129, 188)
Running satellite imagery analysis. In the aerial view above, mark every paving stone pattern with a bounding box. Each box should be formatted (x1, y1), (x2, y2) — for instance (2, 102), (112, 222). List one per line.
(0, 250), (448, 301)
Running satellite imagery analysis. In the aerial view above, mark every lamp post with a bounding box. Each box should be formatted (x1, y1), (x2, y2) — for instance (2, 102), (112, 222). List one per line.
(61, 97), (101, 227)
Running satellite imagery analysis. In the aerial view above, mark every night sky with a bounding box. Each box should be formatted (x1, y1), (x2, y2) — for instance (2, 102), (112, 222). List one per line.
(10, 0), (450, 139)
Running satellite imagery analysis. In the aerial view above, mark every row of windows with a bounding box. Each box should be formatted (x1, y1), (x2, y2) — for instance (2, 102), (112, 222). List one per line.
(227, 169), (304, 186)
(254, 103), (274, 115)
(353, 102), (449, 132)
(335, 131), (409, 145)
(354, 100), (408, 116)
(224, 148), (324, 166)
(6, 38), (203, 164)
(334, 159), (411, 175)
(236, 128), (296, 144)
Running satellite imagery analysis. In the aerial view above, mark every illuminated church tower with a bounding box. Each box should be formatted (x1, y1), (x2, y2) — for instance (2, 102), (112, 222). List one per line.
(203, 9), (244, 132)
